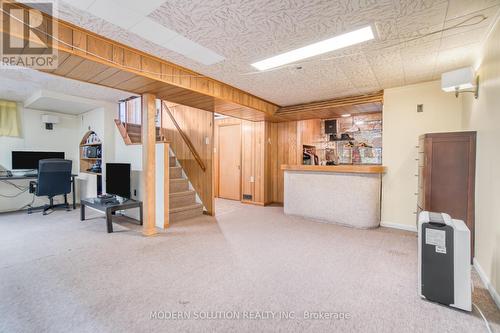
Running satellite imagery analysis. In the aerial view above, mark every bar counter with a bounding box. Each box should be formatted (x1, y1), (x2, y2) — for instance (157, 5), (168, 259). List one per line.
(281, 164), (386, 228)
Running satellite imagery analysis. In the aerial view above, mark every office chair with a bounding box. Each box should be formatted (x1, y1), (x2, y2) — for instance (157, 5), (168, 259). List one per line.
(28, 159), (72, 215)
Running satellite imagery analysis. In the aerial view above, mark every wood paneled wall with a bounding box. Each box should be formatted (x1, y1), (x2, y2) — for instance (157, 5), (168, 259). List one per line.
(0, 2), (279, 121)
(269, 119), (322, 203)
(161, 102), (214, 215)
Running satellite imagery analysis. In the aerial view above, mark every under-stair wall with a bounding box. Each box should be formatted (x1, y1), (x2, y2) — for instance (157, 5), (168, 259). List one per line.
(161, 101), (215, 216)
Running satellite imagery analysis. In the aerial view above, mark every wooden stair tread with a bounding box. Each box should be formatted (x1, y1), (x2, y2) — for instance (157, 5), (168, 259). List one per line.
(169, 166), (183, 179)
(169, 203), (203, 213)
(169, 190), (195, 197)
(170, 178), (188, 183)
(114, 119), (168, 145)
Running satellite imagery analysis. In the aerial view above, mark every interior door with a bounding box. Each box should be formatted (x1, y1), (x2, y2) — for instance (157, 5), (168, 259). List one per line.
(218, 124), (241, 200)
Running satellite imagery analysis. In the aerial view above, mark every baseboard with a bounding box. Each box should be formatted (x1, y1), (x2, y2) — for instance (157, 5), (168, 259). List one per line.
(473, 258), (500, 309)
(380, 221), (417, 232)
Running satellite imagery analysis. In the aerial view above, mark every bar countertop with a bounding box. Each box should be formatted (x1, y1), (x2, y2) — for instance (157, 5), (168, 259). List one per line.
(281, 164), (387, 174)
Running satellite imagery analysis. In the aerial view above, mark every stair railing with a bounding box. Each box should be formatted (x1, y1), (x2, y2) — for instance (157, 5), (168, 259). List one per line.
(162, 102), (206, 172)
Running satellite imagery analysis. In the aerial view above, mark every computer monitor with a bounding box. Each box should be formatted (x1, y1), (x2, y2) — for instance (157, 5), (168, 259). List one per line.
(11, 151), (65, 170)
(106, 163), (131, 199)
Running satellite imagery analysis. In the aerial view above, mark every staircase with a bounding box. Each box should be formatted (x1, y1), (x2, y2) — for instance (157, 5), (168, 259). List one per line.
(169, 155), (204, 222)
(114, 120), (165, 144)
(115, 97), (211, 223)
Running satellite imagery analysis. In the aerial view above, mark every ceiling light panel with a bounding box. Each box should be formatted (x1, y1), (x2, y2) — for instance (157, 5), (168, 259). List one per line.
(72, 0), (225, 66)
(129, 19), (178, 46)
(167, 35), (225, 66)
(117, 0), (166, 16)
(252, 26), (375, 71)
(62, 0), (96, 11)
(88, 0), (142, 30)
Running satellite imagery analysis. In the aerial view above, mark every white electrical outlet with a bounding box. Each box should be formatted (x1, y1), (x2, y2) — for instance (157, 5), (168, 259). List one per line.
(250, 176), (255, 183)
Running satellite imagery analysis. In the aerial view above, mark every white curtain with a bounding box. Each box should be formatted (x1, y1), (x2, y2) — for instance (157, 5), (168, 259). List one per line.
(0, 100), (20, 137)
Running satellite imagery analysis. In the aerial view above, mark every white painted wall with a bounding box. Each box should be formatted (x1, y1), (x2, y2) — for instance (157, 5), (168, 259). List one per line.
(461, 16), (500, 306)
(0, 107), (80, 212)
(113, 121), (143, 219)
(0, 103), (120, 212)
(77, 103), (117, 199)
(381, 80), (463, 230)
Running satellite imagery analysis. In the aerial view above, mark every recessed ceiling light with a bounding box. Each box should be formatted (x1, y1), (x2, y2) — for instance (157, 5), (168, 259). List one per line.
(251, 26), (374, 71)
(341, 114), (351, 118)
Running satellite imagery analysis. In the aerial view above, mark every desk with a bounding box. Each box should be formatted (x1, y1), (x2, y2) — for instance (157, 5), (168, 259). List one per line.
(80, 198), (143, 233)
(0, 174), (78, 210)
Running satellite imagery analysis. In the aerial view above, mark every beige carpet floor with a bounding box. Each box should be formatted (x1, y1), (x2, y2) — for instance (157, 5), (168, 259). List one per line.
(0, 199), (498, 333)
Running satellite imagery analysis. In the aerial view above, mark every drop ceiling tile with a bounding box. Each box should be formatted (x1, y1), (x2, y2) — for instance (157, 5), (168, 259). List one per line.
(374, 19), (400, 43)
(119, 0), (166, 16)
(446, 0), (500, 20)
(53, 0), (498, 105)
(442, 5), (500, 37)
(335, 54), (380, 90)
(393, 0), (448, 17)
(434, 44), (480, 74)
(439, 27), (488, 50)
(365, 47), (405, 88)
(396, 1), (448, 39)
(399, 39), (441, 59)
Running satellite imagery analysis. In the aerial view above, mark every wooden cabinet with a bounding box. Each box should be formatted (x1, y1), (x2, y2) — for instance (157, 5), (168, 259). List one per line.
(417, 131), (476, 259)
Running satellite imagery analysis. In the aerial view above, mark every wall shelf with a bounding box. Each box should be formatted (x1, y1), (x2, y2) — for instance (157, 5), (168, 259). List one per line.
(79, 131), (103, 195)
(80, 171), (102, 176)
(81, 143), (102, 147)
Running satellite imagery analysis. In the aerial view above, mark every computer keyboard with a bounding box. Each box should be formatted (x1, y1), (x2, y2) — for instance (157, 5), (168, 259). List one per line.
(23, 172), (38, 177)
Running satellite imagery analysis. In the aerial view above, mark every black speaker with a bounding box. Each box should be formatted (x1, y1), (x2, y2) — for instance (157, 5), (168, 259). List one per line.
(325, 120), (337, 134)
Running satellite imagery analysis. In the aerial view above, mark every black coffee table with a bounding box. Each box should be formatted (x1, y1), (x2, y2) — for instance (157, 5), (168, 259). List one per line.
(80, 198), (143, 233)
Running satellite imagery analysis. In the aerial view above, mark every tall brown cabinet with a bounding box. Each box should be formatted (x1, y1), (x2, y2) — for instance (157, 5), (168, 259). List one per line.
(417, 131), (476, 260)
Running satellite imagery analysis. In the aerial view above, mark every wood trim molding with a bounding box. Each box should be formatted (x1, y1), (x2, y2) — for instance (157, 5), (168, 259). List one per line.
(281, 164), (387, 174)
(278, 91), (384, 114)
(274, 91), (384, 121)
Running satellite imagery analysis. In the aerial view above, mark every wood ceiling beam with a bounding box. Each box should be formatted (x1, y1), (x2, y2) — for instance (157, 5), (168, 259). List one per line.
(0, 1), (279, 119)
(1, 2), (385, 123)
(273, 91), (383, 121)
(278, 91), (384, 114)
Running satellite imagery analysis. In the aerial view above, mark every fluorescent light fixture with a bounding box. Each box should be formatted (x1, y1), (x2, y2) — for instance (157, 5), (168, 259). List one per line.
(62, 0), (95, 11)
(341, 114), (351, 118)
(355, 121), (365, 125)
(251, 26), (374, 71)
(130, 19), (178, 47)
(71, 0), (225, 66)
(88, 0), (142, 30)
(441, 67), (475, 92)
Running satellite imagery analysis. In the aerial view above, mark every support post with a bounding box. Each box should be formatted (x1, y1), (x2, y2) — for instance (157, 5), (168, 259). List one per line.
(142, 93), (157, 236)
